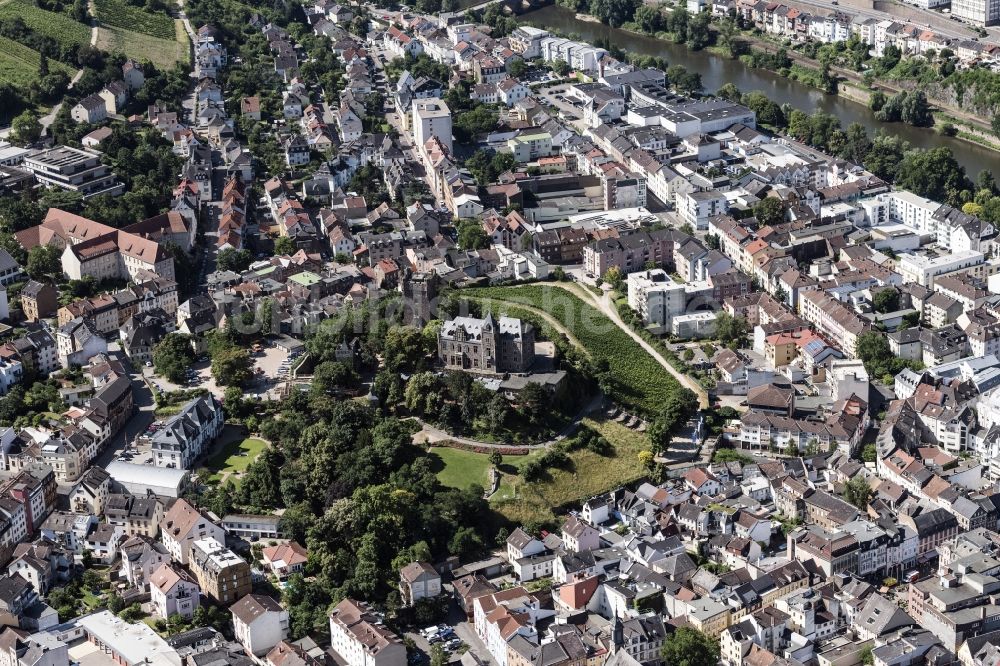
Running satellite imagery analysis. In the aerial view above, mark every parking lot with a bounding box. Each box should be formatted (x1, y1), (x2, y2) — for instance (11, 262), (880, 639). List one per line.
(537, 84), (587, 130)
(143, 354), (220, 397)
(112, 427), (156, 465)
(244, 343), (300, 399)
(406, 624), (474, 666)
(143, 340), (298, 401)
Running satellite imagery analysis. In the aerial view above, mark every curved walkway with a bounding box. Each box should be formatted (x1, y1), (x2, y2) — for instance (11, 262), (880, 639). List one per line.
(464, 295), (589, 356)
(411, 392), (605, 450)
(543, 281), (711, 409)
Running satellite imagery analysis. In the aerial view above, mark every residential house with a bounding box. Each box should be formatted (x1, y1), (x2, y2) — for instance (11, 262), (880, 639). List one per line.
(399, 562), (441, 606)
(150, 394), (223, 470)
(261, 542), (308, 579)
(159, 498), (225, 565)
(231, 594), (290, 657)
(189, 537), (252, 604)
(149, 562), (200, 620)
(328, 599), (406, 666)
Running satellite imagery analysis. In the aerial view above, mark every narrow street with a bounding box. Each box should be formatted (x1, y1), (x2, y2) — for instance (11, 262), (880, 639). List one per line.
(369, 44), (435, 201)
(89, 345), (157, 471)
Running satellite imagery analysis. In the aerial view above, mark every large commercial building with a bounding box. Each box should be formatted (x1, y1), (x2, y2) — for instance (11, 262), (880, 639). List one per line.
(77, 611), (182, 666)
(952, 0), (1000, 25)
(22, 146), (123, 199)
(897, 250), (985, 288)
(15, 209), (175, 283)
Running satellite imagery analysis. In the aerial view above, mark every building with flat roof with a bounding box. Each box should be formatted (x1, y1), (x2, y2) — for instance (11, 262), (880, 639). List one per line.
(897, 250), (985, 288)
(412, 98), (452, 156)
(76, 610), (183, 666)
(627, 269), (687, 332)
(222, 513), (281, 540)
(22, 147), (123, 199)
(952, 0), (1000, 25)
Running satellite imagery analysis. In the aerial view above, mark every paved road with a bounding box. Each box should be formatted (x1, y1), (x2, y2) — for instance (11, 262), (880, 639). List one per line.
(90, 345), (157, 472)
(176, 0), (196, 40)
(452, 621), (496, 666)
(369, 44), (434, 197)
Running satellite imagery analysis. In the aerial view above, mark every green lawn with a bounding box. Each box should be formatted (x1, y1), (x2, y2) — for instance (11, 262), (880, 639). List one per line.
(431, 447), (493, 489)
(430, 418), (651, 527)
(492, 418), (651, 526)
(81, 588), (104, 610)
(430, 447), (542, 490)
(205, 437), (267, 483)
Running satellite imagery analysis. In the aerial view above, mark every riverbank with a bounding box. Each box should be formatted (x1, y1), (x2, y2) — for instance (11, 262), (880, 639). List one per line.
(520, 4), (1000, 175)
(736, 27), (1000, 148)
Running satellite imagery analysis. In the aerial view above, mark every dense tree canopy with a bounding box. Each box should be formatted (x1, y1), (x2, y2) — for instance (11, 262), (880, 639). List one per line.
(647, 389), (699, 452)
(454, 105), (500, 143)
(211, 347), (253, 386)
(753, 197), (786, 228)
(456, 219), (490, 250)
(26, 245), (62, 279)
(660, 628), (719, 666)
(855, 331), (922, 383)
(714, 312), (750, 349)
(273, 236), (297, 256)
(208, 397), (500, 612)
(872, 288), (900, 314)
(589, 0), (641, 28)
(153, 334), (196, 383)
(844, 475), (872, 510)
(217, 248), (253, 273)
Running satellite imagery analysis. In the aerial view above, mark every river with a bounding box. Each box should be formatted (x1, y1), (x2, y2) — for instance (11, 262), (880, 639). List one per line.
(520, 4), (1000, 179)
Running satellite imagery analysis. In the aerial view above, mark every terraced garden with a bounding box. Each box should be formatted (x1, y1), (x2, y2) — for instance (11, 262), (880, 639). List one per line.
(93, 0), (175, 39)
(0, 0), (91, 51)
(0, 35), (74, 87)
(94, 21), (188, 70)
